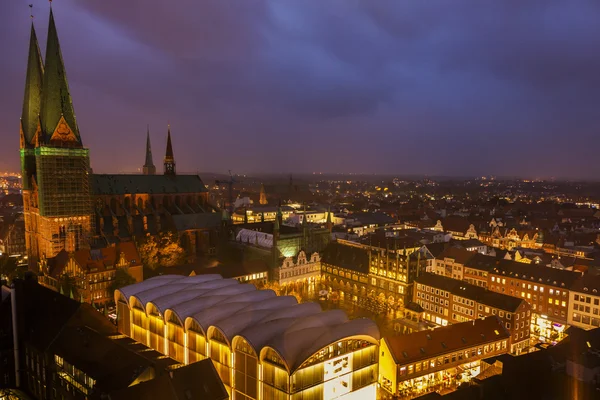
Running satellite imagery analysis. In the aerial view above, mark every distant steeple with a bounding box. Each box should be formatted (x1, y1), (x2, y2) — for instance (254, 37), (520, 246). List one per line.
(143, 126), (156, 175)
(275, 202), (282, 232)
(326, 206), (333, 232)
(40, 8), (81, 144)
(21, 22), (44, 147)
(164, 125), (176, 175)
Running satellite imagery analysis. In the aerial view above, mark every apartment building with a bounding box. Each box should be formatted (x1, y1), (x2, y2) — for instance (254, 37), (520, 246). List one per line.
(463, 253), (498, 287)
(568, 274), (600, 330)
(414, 273), (531, 353)
(488, 259), (582, 343)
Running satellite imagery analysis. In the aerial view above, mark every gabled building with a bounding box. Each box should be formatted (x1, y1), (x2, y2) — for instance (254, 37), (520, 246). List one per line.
(433, 217), (478, 240)
(37, 241), (143, 305)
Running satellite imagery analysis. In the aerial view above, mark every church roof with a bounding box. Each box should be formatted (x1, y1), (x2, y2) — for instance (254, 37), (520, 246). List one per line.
(91, 174), (208, 195)
(21, 23), (44, 145)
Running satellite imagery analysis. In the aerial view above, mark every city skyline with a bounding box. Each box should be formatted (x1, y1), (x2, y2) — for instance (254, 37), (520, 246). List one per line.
(1, 1), (600, 178)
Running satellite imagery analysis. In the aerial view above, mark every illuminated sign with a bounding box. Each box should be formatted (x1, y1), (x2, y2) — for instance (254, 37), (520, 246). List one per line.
(324, 352), (353, 398)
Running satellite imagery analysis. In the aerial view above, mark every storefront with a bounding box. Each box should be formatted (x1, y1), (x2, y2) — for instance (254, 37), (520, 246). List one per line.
(532, 314), (566, 344)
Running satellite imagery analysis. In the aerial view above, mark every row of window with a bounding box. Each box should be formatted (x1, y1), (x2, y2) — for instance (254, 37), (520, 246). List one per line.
(395, 340), (507, 379)
(416, 292), (449, 307)
(574, 294), (599, 305)
(572, 303), (599, 315)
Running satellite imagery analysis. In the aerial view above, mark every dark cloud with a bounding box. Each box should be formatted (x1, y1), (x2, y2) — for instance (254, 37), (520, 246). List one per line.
(1, 0), (599, 178)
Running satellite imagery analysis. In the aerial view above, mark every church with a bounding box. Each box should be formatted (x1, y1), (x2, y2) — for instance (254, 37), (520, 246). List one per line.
(19, 8), (221, 275)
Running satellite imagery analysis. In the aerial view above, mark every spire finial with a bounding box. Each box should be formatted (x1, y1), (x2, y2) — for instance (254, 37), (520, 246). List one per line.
(29, 4), (34, 20)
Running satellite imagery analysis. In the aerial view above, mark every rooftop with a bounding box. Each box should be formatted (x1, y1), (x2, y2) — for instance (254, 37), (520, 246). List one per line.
(491, 259), (583, 289)
(91, 174), (208, 195)
(384, 316), (509, 365)
(416, 273), (525, 312)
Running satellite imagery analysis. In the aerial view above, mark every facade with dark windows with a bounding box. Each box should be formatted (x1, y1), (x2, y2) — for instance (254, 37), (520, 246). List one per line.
(320, 240), (428, 312)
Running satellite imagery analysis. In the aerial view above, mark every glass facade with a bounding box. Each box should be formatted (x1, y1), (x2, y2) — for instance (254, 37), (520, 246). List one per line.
(116, 279), (380, 400)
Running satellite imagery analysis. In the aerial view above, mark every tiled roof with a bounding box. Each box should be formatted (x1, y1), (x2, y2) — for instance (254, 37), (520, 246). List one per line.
(492, 259), (583, 289)
(416, 273), (525, 312)
(441, 216), (472, 234)
(384, 316), (509, 365)
(570, 274), (600, 294)
(465, 253), (499, 272)
(321, 242), (369, 274)
(91, 174), (208, 195)
(438, 246), (477, 265)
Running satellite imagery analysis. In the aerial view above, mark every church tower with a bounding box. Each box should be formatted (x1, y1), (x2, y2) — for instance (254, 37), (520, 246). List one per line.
(142, 126), (156, 175)
(164, 125), (176, 175)
(20, 20), (44, 267)
(21, 8), (93, 269)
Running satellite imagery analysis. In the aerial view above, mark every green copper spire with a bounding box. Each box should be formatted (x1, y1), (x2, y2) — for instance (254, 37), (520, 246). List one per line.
(40, 8), (81, 143)
(21, 22), (44, 145)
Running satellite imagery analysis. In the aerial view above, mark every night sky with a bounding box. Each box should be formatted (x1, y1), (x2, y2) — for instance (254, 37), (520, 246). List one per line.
(1, 1), (600, 178)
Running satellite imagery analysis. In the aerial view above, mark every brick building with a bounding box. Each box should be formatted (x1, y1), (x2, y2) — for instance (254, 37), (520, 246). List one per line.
(488, 259), (582, 343)
(414, 273), (531, 353)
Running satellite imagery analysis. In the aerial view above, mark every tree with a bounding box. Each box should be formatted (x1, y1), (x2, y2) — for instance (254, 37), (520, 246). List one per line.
(138, 233), (160, 269)
(138, 232), (186, 270)
(159, 231), (186, 267)
(108, 268), (137, 298)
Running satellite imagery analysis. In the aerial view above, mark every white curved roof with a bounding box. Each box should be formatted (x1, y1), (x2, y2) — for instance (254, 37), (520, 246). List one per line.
(115, 275), (184, 304)
(119, 275), (380, 372)
(176, 289), (275, 327)
(209, 299), (315, 343)
(147, 279), (240, 315)
(263, 317), (380, 373)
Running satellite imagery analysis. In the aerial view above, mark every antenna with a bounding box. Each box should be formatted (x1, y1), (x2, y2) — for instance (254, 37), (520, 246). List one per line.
(29, 4), (34, 20)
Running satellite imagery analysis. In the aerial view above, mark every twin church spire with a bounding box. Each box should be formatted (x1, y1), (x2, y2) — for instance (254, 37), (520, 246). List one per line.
(21, 7), (177, 175)
(142, 125), (177, 176)
(21, 8), (80, 149)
